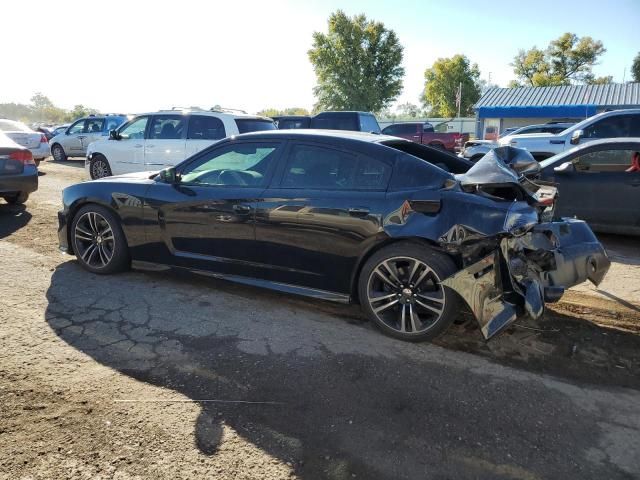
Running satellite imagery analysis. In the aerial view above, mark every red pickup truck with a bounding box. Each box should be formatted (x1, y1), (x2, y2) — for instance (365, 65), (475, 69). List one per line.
(381, 122), (469, 152)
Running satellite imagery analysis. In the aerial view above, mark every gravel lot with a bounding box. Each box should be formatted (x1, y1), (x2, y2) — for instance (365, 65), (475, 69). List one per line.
(1, 159), (639, 479)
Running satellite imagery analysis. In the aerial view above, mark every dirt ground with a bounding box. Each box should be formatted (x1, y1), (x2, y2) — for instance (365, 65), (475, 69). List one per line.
(1, 159), (639, 479)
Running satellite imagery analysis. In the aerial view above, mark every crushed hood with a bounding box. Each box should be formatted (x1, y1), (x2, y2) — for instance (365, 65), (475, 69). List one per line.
(455, 146), (534, 186)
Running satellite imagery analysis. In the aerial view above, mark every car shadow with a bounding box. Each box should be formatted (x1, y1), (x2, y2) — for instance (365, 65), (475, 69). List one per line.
(0, 204), (32, 238)
(46, 158), (85, 169)
(44, 262), (640, 479)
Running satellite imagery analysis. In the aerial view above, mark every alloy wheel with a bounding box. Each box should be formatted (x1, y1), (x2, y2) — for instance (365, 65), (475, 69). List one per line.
(73, 211), (115, 269)
(366, 256), (445, 334)
(91, 159), (109, 179)
(52, 145), (65, 161)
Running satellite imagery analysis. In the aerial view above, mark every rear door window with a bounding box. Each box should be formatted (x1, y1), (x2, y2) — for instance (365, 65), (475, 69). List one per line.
(188, 115), (226, 140)
(235, 119), (276, 133)
(281, 144), (390, 190)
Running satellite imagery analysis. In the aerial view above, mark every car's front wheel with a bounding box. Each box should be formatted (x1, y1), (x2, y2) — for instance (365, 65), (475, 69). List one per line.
(358, 242), (460, 342)
(71, 205), (130, 274)
(51, 144), (67, 162)
(89, 154), (112, 179)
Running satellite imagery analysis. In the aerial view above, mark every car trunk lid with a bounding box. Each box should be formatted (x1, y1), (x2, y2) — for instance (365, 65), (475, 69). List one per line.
(5, 132), (42, 149)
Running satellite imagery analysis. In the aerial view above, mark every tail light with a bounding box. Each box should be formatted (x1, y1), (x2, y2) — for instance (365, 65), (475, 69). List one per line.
(10, 150), (36, 165)
(40, 134), (48, 143)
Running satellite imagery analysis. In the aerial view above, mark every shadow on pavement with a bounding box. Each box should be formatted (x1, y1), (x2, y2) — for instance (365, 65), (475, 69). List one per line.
(44, 261), (639, 479)
(0, 204), (32, 239)
(599, 234), (640, 266)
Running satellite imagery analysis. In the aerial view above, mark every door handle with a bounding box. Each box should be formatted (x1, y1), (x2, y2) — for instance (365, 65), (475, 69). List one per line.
(348, 207), (370, 216)
(133, 144), (143, 148)
(146, 144), (155, 148)
(232, 204), (251, 214)
(412, 135), (420, 139)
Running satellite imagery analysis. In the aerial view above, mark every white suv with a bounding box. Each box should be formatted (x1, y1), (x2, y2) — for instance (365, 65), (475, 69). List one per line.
(498, 109), (640, 160)
(85, 108), (275, 179)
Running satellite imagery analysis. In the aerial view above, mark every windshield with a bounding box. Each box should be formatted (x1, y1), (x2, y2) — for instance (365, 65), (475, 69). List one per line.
(0, 120), (31, 132)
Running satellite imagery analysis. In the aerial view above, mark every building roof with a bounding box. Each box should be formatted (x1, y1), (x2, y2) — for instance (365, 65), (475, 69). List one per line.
(476, 83), (640, 109)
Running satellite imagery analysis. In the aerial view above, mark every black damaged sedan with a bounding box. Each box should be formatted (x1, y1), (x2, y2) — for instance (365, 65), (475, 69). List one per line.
(58, 131), (610, 341)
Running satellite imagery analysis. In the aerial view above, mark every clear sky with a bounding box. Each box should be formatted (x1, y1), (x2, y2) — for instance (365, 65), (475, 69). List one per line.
(3, 0), (639, 114)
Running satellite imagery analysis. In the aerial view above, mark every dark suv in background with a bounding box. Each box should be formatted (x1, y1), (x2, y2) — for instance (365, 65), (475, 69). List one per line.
(274, 111), (381, 133)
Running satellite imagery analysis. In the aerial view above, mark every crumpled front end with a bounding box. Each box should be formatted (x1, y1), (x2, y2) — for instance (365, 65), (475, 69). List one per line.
(442, 218), (610, 339)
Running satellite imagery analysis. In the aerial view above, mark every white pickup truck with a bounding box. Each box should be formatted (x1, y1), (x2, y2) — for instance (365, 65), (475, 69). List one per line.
(498, 109), (640, 160)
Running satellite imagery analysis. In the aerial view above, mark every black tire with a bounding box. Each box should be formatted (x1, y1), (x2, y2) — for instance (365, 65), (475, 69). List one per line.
(51, 144), (67, 162)
(71, 204), (130, 274)
(4, 192), (29, 205)
(89, 154), (112, 179)
(358, 242), (460, 342)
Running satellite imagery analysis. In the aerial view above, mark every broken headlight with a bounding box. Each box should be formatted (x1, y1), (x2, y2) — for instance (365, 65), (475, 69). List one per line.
(503, 202), (538, 236)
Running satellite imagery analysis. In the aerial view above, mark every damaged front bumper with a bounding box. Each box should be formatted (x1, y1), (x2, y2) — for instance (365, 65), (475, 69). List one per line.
(441, 218), (610, 339)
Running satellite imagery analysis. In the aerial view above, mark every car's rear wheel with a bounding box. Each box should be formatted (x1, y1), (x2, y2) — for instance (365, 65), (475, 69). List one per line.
(71, 205), (129, 274)
(51, 144), (67, 162)
(90, 154), (112, 179)
(358, 242), (460, 342)
(3, 192), (29, 205)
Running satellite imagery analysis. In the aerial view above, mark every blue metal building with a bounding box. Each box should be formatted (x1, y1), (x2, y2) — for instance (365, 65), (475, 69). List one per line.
(474, 83), (640, 139)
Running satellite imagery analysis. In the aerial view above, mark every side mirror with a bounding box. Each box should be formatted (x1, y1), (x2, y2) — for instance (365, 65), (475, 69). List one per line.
(159, 167), (178, 184)
(109, 129), (120, 140)
(570, 129), (583, 145)
(553, 161), (575, 173)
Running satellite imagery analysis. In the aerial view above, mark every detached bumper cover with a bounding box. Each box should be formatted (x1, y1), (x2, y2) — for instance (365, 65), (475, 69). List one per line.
(442, 218), (610, 339)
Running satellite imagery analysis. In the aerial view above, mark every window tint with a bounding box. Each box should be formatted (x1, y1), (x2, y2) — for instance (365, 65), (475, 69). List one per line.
(235, 119), (276, 134)
(277, 118), (310, 129)
(583, 115), (632, 139)
(629, 115), (640, 136)
(383, 124), (416, 135)
(423, 123), (435, 133)
(180, 142), (280, 187)
(148, 115), (185, 140)
(68, 120), (85, 135)
(119, 116), (148, 140)
(359, 114), (381, 133)
(310, 115), (358, 131)
(188, 115), (225, 140)
(389, 154), (441, 190)
(281, 144), (390, 190)
(85, 118), (104, 133)
(575, 149), (639, 172)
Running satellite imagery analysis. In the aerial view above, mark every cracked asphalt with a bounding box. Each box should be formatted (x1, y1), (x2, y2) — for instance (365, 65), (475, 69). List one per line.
(1, 160), (640, 479)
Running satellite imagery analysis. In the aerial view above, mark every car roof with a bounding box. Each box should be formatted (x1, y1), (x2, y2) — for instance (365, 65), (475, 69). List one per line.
(314, 111), (375, 116)
(135, 109), (271, 121)
(231, 129), (394, 143)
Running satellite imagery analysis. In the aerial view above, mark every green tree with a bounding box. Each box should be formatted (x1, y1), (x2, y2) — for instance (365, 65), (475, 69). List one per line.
(632, 52), (640, 82)
(64, 104), (99, 122)
(308, 10), (404, 112)
(511, 33), (606, 87)
(395, 102), (421, 119)
(421, 55), (481, 117)
(257, 107), (310, 117)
